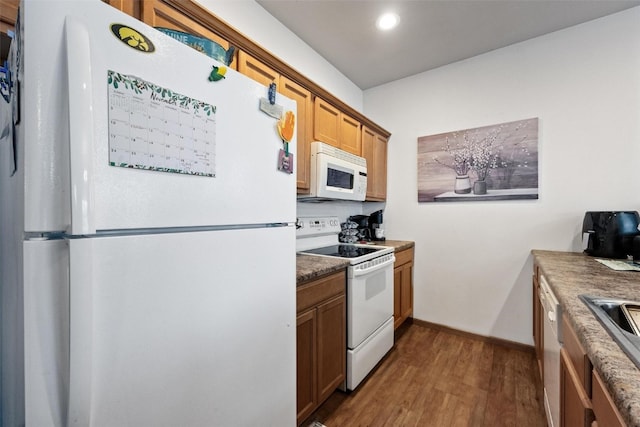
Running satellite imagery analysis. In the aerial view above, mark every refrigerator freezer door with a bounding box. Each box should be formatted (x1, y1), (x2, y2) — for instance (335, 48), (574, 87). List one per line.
(66, 227), (296, 426)
(21, 1), (296, 233)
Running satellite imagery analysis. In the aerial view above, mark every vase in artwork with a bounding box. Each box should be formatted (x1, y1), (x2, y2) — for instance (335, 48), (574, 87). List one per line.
(454, 175), (472, 194)
(473, 180), (487, 195)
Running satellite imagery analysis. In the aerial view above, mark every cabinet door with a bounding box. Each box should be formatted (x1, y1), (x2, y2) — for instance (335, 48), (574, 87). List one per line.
(104, 0), (140, 18)
(362, 126), (376, 198)
(317, 294), (346, 404)
(533, 273), (544, 380)
(238, 51), (278, 86)
(339, 113), (361, 155)
(140, 0), (235, 68)
(592, 370), (625, 427)
(279, 76), (313, 193)
(0, 0), (18, 35)
(563, 314), (592, 394)
(314, 98), (340, 147)
(400, 263), (413, 321)
(373, 133), (388, 199)
(362, 126), (388, 201)
(296, 309), (317, 426)
(393, 248), (414, 329)
(560, 348), (594, 427)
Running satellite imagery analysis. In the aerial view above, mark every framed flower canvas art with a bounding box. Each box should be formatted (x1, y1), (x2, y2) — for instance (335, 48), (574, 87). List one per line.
(417, 118), (539, 202)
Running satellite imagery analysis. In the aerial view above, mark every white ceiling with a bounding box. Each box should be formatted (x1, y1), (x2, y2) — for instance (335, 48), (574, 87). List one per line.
(257, 0), (640, 90)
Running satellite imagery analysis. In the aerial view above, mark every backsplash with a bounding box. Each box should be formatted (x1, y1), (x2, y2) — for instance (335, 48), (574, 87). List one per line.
(296, 200), (385, 223)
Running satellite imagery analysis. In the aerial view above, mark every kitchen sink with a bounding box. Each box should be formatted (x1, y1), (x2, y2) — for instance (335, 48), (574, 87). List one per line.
(579, 295), (640, 370)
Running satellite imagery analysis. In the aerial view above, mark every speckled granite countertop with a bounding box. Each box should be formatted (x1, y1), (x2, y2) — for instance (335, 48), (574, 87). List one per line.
(532, 250), (640, 426)
(372, 240), (415, 252)
(296, 240), (415, 285)
(296, 254), (350, 285)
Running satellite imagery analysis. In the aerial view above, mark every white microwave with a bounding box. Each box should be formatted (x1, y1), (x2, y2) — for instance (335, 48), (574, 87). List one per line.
(302, 141), (367, 201)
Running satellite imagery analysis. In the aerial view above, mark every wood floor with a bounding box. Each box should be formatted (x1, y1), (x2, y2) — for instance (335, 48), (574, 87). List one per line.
(304, 322), (546, 427)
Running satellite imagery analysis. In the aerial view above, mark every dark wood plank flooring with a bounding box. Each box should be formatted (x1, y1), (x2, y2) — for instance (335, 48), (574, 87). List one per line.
(304, 322), (546, 427)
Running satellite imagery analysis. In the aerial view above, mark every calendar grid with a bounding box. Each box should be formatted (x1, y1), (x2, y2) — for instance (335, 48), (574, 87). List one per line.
(107, 70), (217, 177)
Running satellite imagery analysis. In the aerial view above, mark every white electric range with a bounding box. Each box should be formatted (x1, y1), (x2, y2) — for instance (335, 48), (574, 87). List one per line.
(296, 217), (395, 390)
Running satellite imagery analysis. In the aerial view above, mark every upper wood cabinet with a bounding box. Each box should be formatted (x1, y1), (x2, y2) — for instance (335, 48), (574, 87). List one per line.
(0, 0), (18, 34)
(279, 76), (313, 194)
(313, 97), (362, 156)
(238, 51), (278, 86)
(0, 0), (18, 62)
(313, 97), (340, 147)
(104, 0), (139, 18)
(361, 125), (388, 201)
(340, 113), (361, 155)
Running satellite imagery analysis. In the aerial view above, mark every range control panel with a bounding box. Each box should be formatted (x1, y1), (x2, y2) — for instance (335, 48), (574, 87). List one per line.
(296, 216), (341, 238)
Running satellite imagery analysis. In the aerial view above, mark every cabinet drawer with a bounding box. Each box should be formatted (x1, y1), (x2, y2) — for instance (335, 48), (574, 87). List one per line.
(592, 370), (625, 427)
(297, 271), (346, 313)
(563, 314), (592, 395)
(394, 247), (414, 267)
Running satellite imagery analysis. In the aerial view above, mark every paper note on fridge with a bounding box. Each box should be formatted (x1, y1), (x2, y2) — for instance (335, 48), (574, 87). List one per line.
(107, 70), (217, 177)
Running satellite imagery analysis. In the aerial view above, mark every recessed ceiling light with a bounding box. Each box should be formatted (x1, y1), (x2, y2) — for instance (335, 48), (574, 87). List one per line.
(376, 12), (400, 31)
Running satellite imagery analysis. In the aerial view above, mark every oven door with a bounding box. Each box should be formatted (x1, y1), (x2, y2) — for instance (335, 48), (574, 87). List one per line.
(347, 255), (395, 349)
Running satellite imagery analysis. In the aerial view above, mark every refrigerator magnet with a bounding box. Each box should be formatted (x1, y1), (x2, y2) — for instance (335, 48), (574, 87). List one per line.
(259, 84), (283, 118)
(276, 110), (295, 174)
(277, 149), (294, 174)
(208, 65), (227, 82)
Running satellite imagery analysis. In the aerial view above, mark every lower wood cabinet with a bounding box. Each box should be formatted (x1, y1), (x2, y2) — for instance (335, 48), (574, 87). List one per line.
(296, 271), (346, 425)
(393, 246), (414, 329)
(533, 267), (544, 380)
(561, 314), (625, 427)
(592, 369), (626, 427)
(560, 348), (594, 427)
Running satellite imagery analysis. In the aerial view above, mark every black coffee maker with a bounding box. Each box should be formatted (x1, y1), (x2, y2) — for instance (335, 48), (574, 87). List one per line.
(368, 210), (385, 241)
(582, 211), (640, 259)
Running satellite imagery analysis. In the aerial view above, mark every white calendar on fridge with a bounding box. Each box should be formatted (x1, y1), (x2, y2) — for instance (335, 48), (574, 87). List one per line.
(107, 70), (217, 177)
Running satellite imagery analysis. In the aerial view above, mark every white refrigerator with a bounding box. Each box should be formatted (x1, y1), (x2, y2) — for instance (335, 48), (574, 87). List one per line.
(0, 1), (297, 426)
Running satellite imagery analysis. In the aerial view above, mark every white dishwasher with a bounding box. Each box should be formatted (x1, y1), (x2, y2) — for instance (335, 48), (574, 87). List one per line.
(539, 273), (562, 427)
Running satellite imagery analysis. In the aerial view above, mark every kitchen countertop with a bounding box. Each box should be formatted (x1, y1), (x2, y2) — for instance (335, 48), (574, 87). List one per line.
(532, 250), (640, 426)
(296, 240), (415, 285)
(372, 239), (415, 252)
(296, 254), (350, 285)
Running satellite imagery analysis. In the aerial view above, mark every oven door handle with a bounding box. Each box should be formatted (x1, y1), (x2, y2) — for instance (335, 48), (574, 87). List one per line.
(351, 256), (395, 277)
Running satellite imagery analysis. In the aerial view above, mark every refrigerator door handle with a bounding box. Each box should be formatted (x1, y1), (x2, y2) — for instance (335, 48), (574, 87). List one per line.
(65, 16), (96, 235)
(67, 240), (94, 426)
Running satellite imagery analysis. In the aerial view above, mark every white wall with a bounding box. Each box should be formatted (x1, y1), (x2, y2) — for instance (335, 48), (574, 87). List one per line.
(195, 0), (363, 111)
(363, 7), (640, 344)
